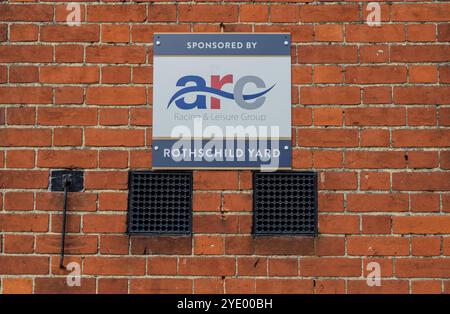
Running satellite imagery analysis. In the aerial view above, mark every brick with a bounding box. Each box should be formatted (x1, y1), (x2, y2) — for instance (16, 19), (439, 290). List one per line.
(99, 151), (128, 169)
(194, 171), (239, 190)
(84, 257), (145, 276)
(55, 87), (84, 104)
(396, 259), (450, 278)
(0, 45), (52, 63)
(102, 25), (129, 43)
(148, 257), (177, 275)
(6, 107), (36, 125)
(148, 4), (177, 22)
(131, 236), (192, 255)
(271, 5), (298, 23)
(345, 151), (406, 169)
(360, 45), (389, 63)
(179, 5), (238, 23)
(0, 87), (52, 104)
(361, 129), (390, 147)
(256, 279), (313, 294)
(348, 194), (408, 212)
(86, 46), (146, 64)
(314, 24), (343, 42)
(98, 192), (128, 211)
(362, 216), (391, 234)
(0, 4), (53, 21)
(86, 87), (146, 105)
(313, 108), (343, 126)
(346, 66), (407, 84)
(292, 107), (312, 126)
(85, 129), (144, 147)
(10, 24), (38, 42)
(41, 66), (99, 84)
(319, 215), (359, 234)
(100, 235), (129, 255)
(0, 256), (48, 275)
(393, 130), (449, 147)
(2, 278), (33, 294)
(193, 214), (239, 234)
(10, 66), (39, 83)
(408, 107), (437, 126)
(87, 5), (146, 22)
(194, 278), (224, 294)
(410, 193), (440, 212)
(238, 257), (267, 276)
(318, 172), (358, 190)
(316, 237), (345, 256)
(268, 258), (298, 276)
(83, 214), (127, 233)
(131, 25), (191, 43)
(194, 235), (224, 255)
(223, 193), (251, 212)
(179, 257), (235, 276)
(298, 129), (358, 147)
(410, 65), (438, 83)
(133, 66), (153, 84)
(37, 150), (97, 168)
(348, 280), (409, 294)
(314, 66), (343, 83)
(412, 280), (442, 294)
(360, 171), (390, 191)
(255, 25), (313, 43)
(393, 216), (450, 234)
(315, 280), (345, 294)
(41, 25), (99, 42)
(131, 279), (192, 294)
(35, 278), (96, 294)
(5, 150), (35, 168)
(363, 86), (391, 104)
(300, 258), (361, 277)
(36, 192), (97, 212)
(318, 193), (344, 212)
(4, 192), (34, 210)
(102, 67), (131, 84)
(4, 235), (34, 253)
(391, 46), (450, 62)
(0, 170), (48, 189)
(408, 24), (436, 42)
(240, 4), (269, 22)
(438, 24), (450, 42)
(299, 5), (359, 22)
(36, 235), (98, 254)
(312, 150), (343, 168)
(98, 279), (128, 294)
(348, 236), (409, 256)
(55, 45), (84, 63)
(51, 214), (81, 233)
(393, 172), (450, 191)
(391, 4), (450, 22)
(99, 108), (129, 126)
(411, 237), (441, 256)
(254, 237), (315, 255)
(346, 25), (405, 42)
(298, 46), (358, 64)
(130, 108), (152, 126)
(130, 151), (152, 168)
(225, 236), (255, 255)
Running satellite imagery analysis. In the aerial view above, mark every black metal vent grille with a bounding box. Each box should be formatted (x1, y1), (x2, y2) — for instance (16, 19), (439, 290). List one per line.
(127, 171), (192, 235)
(253, 172), (317, 236)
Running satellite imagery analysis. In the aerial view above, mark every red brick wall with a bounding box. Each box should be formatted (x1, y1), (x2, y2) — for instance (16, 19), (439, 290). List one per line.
(0, 1), (449, 294)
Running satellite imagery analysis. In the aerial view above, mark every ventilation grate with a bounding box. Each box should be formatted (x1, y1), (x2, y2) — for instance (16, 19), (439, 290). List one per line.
(253, 172), (317, 236)
(127, 171), (192, 235)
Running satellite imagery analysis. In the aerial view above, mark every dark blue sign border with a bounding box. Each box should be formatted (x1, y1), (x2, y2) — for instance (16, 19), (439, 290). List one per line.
(154, 33), (291, 55)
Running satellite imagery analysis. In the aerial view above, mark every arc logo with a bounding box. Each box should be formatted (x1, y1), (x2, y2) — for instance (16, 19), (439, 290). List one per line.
(167, 74), (275, 110)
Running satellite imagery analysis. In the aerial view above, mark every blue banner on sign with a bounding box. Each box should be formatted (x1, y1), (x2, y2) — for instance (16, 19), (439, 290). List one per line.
(154, 33), (291, 56)
(152, 139), (291, 169)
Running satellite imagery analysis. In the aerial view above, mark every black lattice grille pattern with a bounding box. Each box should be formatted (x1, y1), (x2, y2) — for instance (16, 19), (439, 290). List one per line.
(127, 171), (192, 235)
(253, 172), (317, 235)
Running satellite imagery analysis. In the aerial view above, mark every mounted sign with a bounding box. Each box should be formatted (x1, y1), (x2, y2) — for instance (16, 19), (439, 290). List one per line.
(152, 33), (291, 170)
